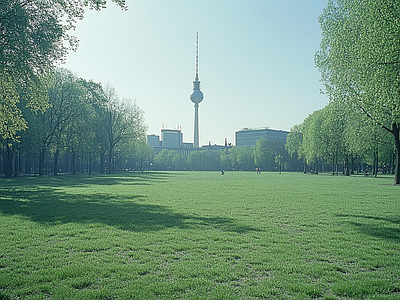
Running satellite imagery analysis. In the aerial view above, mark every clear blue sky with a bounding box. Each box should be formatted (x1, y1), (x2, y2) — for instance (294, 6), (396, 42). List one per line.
(63, 0), (329, 146)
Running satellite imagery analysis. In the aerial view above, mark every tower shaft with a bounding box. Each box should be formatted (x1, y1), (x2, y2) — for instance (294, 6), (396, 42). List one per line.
(194, 103), (199, 148)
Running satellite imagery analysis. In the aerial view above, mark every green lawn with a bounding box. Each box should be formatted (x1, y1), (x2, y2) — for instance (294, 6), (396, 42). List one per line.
(0, 172), (399, 299)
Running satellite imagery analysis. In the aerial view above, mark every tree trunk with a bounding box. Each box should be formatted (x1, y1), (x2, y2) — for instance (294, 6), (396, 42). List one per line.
(72, 151), (76, 175)
(392, 151), (396, 175)
(88, 152), (92, 176)
(53, 148), (59, 176)
(25, 153), (32, 174)
(4, 144), (12, 178)
(65, 153), (69, 173)
(100, 149), (105, 174)
(39, 150), (45, 176)
(374, 151), (378, 178)
(13, 149), (18, 177)
(393, 123), (400, 185)
(81, 151), (84, 174)
(345, 154), (350, 176)
(108, 146), (113, 174)
(18, 150), (22, 174)
(350, 155), (355, 175)
(336, 157), (339, 175)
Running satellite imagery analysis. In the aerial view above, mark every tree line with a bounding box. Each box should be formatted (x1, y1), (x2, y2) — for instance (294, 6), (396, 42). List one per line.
(150, 139), (302, 172)
(1, 68), (147, 177)
(286, 101), (395, 177)
(0, 0), (151, 177)
(314, 0), (400, 185)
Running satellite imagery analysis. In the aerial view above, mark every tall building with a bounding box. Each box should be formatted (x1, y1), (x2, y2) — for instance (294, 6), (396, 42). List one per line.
(235, 128), (289, 147)
(189, 32), (204, 148)
(161, 129), (183, 148)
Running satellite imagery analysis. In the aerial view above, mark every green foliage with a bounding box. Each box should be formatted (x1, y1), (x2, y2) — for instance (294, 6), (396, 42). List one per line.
(291, 98), (395, 175)
(315, 0), (400, 183)
(8, 69), (147, 176)
(285, 125), (302, 159)
(0, 172), (399, 299)
(0, 71), (27, 140)
(252, 138), (268, 169)
(100, 83), (147, 173)
(186, 150), (221, 171)
(0, 0), (127, 76)
(0, 0), (127, 144)
(236, 146), (254, 171)
(299, 109), (324, 165)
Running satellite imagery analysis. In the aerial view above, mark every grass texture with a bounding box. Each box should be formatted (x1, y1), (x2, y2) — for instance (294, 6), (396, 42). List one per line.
(0, 172), (399, 299)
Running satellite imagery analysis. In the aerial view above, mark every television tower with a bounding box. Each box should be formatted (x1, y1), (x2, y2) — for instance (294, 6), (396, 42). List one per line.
(190, 32), (204, 148)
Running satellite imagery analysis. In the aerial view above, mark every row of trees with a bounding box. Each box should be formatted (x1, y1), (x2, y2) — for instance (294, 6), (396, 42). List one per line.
(152, 113), (394, 175)
(151, 140), (302, 172)
(286, 101), (395, 176)
(314, 0), (400, 184)
(1, 0), (132, 177)
(1, 68), (147, 177)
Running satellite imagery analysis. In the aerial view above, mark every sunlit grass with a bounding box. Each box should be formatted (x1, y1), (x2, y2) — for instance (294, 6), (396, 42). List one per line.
(0, 172), (399, 299)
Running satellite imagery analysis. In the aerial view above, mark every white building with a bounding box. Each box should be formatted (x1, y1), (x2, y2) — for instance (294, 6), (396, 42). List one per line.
(161, 129), (183, 148)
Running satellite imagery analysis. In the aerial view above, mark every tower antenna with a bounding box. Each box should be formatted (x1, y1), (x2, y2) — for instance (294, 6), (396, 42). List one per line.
(190, 32), (204, 148)
(195, 32), (199, 81)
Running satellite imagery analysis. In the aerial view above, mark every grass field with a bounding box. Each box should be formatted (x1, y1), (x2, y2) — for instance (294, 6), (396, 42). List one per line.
(0, 171), (399, 299)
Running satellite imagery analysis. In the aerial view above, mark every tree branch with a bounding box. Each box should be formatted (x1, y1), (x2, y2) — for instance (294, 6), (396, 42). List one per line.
(358, 105), (393, 133)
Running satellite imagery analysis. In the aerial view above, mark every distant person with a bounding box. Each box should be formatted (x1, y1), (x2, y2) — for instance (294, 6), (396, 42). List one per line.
(221, 170), (225, 175)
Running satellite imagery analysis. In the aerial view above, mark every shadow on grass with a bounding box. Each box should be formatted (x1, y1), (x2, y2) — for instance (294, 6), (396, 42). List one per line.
(0, 185), (259, 234)
(3, 171), (176, 188)
(336, 214), (400, 243)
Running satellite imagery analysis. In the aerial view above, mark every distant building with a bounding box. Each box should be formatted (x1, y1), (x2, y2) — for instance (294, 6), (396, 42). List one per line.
(235, 128), (289, 147)
(147, 129), (230, 155)
(147, 129), (182, 154)
(161, 129), (183, 148)
(147, 134), (161, 148)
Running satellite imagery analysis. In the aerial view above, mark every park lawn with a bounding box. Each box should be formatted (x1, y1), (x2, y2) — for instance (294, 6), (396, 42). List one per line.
(0, 171), (399, 299)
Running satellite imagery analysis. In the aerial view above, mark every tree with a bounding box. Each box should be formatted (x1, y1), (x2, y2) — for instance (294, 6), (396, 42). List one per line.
(319, 102), (349, 175)
(252, 139), (269, 171)
(316, 0), (400, 184)
(101, 84), (146, 173)
(285, 125), (306, 172)
(0, 71), (27, 177)
(33, 69), (88, 175)
(220, 149), (232, 171)
(345, 112), (394, 177)
(300, 110), (325, 173)
(236, 147), (254, 171)
(0, 0), (127, 145)
(274, 154), (283, 174)
(1, 0), (127, 76)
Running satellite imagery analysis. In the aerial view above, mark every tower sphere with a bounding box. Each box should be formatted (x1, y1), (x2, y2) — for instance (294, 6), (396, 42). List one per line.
(190, 85), (203, 104)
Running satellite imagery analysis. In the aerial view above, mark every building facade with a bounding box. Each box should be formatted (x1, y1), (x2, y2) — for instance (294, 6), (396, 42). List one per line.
(147, 129), (196, 155)
(235, 128), (289, 147)
(161, 129), (183, 148)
